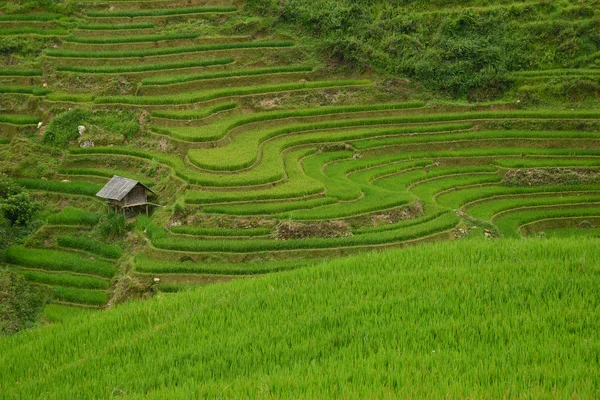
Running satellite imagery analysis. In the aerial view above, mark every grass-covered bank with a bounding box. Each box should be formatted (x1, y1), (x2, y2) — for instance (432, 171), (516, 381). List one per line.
(247, 0), (600, 100)
(1, 238), (598, 398)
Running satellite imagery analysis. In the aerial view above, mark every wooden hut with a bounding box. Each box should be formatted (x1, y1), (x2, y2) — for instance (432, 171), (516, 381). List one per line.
(96, 176), (155, 215)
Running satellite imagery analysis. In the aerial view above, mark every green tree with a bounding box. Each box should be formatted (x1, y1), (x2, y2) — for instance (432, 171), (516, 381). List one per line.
(2, 192), (40, 226)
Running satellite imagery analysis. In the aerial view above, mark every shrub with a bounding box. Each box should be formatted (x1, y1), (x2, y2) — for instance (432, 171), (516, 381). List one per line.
(98, 212), (127, 239)
(43, 108), (90, 147)
(2, 193), (39, 226)
(43, 108), (139, 147)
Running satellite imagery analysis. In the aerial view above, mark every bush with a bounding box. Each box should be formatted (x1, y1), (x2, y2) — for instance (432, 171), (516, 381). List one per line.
(43, 108), (139, 147)
(43, 108), (89, 148)
(98, 212), (127, 239)
(2, 193), (39, 226)
(0, 268), (47, 335)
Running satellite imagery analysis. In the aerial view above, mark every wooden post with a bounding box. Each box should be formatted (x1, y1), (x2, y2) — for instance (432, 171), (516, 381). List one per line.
(146, 205), (148, 216)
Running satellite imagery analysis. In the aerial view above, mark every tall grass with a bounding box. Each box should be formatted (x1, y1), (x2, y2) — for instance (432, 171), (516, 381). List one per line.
(159, 101), (426, 141)
(65, 32), (200, 44)
(87, 6), (237, 18)
(151, 102), (236, 120)
(0, 27), (68, 35)
(21, 269), (110, 290)
(142, 65), (313, 86)
(494, 205), (600, 238)
(57, 236), (122, 259)
(0, 13), (60, 21)
(135, 255), (305, 275)
(0, 86), (50, 96)
(0, 68), (42, 76)
(56, 57), (233, 74)
(46, 41), (294, 59)
(15, 179), (102, 196)
(0, 114), (40, 125)
(95, 80), (370, 105)
(47, 207), (101, 226)
(467, 194), (600, 221)
(2, 239), (598, 397)
(77, 22), (154, 30)
(5, 246), (116, 278)
(52, 286), (108, 306)
(437, 184), (600, 210)
(149, 212), (458, 253)
(170, 227), (272, 237)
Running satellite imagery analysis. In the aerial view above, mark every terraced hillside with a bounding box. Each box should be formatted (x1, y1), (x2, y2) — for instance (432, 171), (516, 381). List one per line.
(0, 0), (599, 310)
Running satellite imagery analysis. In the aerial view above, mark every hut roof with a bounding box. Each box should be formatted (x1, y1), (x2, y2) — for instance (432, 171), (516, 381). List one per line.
(96, 176), (154, 201)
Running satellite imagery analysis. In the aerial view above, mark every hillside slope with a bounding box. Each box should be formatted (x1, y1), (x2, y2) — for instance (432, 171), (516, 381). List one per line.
(0, 0), (599, 308)
(1, 239), (599, 398)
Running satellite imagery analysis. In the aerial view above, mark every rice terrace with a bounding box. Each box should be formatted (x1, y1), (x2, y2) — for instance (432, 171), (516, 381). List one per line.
(0, 0), (599, 397)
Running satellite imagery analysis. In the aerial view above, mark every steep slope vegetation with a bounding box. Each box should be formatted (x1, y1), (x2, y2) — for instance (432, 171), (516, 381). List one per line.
(1, 239), (599, 398)
(0, 0), (599, 304)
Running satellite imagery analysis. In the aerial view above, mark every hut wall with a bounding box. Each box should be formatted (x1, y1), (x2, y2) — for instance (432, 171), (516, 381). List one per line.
(123, 185), (148, 206)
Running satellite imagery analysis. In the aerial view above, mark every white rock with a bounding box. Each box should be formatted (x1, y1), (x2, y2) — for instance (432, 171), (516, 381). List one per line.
(80, 139), (94, 148)
(77, 125), (86, 135)
(37, 122), (43, 129)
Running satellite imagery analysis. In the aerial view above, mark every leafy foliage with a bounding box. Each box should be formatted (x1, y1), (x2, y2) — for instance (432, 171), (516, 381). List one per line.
(248, 1), (600, 99)
(44, 108), (139, 147)
(2, 192), (39, 226)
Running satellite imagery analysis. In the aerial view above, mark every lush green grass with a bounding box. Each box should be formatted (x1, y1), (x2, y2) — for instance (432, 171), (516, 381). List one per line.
(142, 65), (314, 86)
(15, 179), (102, 197)
(52, 286), (108, 306)
(151, 102), (236, 120)
(46, 41), (294, 59)
(0, 13), (60, 21)
(95, 80), (369, 105)
(494, 205), (600, 238)
(87, 6), (237, 18)
(170, 226), (272, 237)
(135, 255), (307, 275)
(511, 69), (600, 78)
(0, 86), (50, 96)
(5, 246), (116, 278)
(0, 27), (68, 36)
(160, 101), (426, 142)
(43, 304), (94, 323)
(57, 236), (122, 259)
(47, 207), (101, 226)
(145, 211), (458, 253)
(543, 228), (600, 238)
(20, 269), (110, 290)
(467, 194), (600, 221)
(1, 239), (599, 397)
(65, 32), (201, 44)
(437, 184), (600, 210)
(55, 57), (233, 74)
(0, 114), (39, 125)
(77, 22), (154, 30)
(0, 68), (42, 77)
